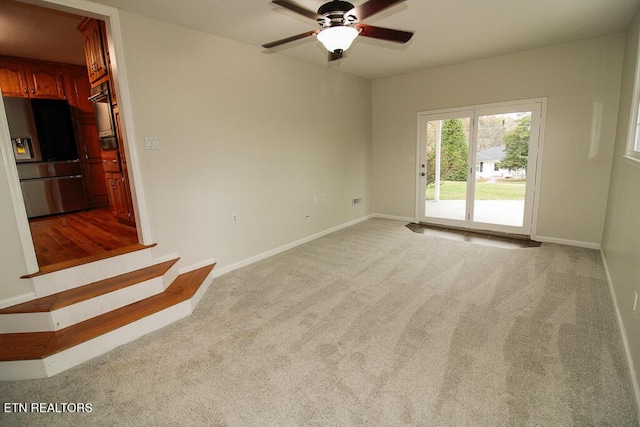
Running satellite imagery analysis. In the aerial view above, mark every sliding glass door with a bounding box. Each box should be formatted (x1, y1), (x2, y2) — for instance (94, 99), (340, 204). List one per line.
(417, 101), (543, 235)
(419, 110), (473, 225)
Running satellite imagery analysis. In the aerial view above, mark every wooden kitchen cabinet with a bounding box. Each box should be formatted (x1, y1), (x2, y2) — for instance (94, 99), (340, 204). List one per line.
(73, 112), (108, 208)
(101, 149), (120, 173)
(23, 62), (65, 99)
(105, 172), (134, 225)
(0, 58), (29, 97)
(112, 107), (135, 225)
(62, 65), (94, 113)
(78, 18), (108, 84)
(0, 57), (64, 99)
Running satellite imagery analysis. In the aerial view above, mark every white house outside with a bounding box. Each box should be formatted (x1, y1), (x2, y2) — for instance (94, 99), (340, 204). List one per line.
(475, 146), (525, 179)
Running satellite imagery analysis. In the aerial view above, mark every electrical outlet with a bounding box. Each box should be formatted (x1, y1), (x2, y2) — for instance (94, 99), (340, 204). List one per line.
(232, 214), (238, 224)
(321, 193), (325, 201)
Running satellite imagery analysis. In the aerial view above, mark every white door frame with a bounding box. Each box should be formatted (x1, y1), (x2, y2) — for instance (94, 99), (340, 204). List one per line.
(415, 98), (547, 236)
(0, 0), (153, 274)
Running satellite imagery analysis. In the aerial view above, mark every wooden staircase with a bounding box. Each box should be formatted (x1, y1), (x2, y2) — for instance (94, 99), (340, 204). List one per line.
(0, 246), (215, 381)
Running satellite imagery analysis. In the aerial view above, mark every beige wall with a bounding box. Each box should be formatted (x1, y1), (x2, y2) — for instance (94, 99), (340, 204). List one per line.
(0, 11), (372, 302)
(115, 12), (373, 269)
(602, 10), (640, 388)
(372, 34), (624, 245)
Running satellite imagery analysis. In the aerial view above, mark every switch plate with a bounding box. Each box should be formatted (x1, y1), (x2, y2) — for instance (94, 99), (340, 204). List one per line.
(145, 137), (159, 150)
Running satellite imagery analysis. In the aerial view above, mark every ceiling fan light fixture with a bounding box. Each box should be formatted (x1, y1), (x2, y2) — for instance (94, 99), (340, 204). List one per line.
(317, 26), (359, 53)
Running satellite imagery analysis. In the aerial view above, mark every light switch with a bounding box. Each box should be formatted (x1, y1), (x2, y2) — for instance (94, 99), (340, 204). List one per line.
(145, 137), (159, 150)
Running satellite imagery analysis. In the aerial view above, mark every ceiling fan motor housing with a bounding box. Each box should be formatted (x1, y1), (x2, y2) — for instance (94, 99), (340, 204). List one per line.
(317, 0), (357, 27)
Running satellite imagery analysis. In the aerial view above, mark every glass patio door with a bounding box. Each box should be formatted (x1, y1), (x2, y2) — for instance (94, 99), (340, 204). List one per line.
(417, 110), (474, 228)
(417, 101), (543, 235)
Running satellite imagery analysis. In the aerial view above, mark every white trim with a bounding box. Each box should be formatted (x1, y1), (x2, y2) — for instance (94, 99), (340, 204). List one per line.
(0, 265), (212, 381)
(189, 268), (214, 310)
(600, 250), (640, 422)
(0, 276), (167, 333)
(416, 98), (549, 118)
(374, 213), (415, 222)
(153, 253), (180, 265)
(0, 292), (37, 310)
(533, 235), (600, 250)
(625, 30), (640, 163)
(102, 10), (153, 246)
(624, 155), (640, 167)
(415, 116), (422, 222)
(0, 0), (154, 277)
(179, 258), (217, 275)
(0, 91), (39, 275)
(211, 215), (374, 279)
(29, 246), (154, 298)
(415, 98), (547, 237)
(530, 100), (547, 238)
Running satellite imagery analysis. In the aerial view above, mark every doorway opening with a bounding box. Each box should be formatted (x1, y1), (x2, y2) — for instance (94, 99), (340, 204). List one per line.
(416, 99), (545, 236)
(0, 0), (143, 272)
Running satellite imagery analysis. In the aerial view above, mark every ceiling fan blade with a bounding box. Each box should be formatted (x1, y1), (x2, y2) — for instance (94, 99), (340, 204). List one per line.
(350, 0), (405, 20)
(262, 30), (319, 49)
(329, 50), (343, 61)
(272, 0), (321, 21)
(355, 23), (413, 43)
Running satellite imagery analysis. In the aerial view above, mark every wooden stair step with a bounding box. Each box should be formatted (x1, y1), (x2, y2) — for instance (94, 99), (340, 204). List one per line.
(0, 264), (215, 362)
(0, 259), (179, 315)
(21, 243), (157, 278)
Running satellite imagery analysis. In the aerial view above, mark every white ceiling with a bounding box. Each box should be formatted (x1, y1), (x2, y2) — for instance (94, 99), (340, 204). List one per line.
(1, 0), (639, 79)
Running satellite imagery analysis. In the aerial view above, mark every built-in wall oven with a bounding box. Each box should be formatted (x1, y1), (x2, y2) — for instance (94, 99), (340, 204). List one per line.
(89, 81), (118, 150)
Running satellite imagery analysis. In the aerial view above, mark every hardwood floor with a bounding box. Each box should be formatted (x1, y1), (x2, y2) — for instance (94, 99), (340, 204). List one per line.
(29, 208), (139, 269)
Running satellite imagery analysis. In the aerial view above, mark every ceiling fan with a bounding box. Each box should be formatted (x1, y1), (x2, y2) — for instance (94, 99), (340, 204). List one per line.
(262, 0), (414, 61)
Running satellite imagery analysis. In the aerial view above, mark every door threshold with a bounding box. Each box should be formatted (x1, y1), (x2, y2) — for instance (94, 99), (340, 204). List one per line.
(406, 223), (541, 249)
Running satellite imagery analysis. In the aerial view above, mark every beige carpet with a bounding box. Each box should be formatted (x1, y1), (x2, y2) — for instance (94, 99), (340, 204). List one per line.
(0, 218), (637, 425)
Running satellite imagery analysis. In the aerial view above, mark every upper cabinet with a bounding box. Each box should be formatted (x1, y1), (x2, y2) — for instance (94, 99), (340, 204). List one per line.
(0, 58), (64, 99)
(24, 62), (65, 99)
(0, 59), (28, 97)
(62, 65), (93, 113)
(78, 18), (108, 84)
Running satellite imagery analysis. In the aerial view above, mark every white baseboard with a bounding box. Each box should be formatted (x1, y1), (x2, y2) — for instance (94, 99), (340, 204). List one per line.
(212, 215), (374, 279)
(179, 258), (216, 275)
(153, 253), (179, 265)
(373, 213), (416, 222)
(600, 250), (640, 422)
(533, 235), (600, 250)
(0, 292), (36, 310)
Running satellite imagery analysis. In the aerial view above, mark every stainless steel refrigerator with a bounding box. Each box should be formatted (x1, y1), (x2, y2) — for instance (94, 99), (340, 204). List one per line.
(4, 97), (88, 218)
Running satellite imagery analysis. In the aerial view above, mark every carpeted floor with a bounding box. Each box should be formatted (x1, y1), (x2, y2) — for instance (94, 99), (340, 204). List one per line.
(0, 218), (637, 425)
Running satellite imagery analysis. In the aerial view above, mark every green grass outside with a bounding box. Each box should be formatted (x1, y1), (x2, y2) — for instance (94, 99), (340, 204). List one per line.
(426, 180), (526, 201)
